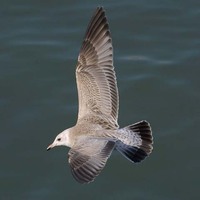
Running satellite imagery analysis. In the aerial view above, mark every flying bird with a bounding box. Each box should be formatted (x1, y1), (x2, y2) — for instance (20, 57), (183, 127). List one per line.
(47, 7), (153, 184)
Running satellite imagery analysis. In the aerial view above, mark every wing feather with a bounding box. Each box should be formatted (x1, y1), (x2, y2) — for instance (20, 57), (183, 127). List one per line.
(76, 7), (119, 128)
(68, 140), (115, 184)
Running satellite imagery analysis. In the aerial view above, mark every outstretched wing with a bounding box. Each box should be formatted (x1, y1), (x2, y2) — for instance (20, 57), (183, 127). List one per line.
(68, 140), (115, 184)
(76, 7), (119, 128)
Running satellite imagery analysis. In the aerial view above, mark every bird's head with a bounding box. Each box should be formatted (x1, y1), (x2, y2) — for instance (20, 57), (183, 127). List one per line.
(47, 129), (70, 151)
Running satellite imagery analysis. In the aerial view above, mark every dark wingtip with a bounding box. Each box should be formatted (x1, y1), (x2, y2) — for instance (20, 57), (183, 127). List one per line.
(97, 6), (104, 11)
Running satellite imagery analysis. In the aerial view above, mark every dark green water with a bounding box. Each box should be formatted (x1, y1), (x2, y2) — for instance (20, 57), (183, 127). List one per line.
(1, 0), (199, 199)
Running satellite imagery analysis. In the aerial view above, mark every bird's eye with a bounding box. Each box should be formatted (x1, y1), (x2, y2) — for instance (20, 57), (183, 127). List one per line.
(57, 138), (61, 141)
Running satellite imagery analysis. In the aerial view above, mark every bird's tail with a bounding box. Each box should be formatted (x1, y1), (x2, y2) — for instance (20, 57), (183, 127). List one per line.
(116, 120), (153, 163)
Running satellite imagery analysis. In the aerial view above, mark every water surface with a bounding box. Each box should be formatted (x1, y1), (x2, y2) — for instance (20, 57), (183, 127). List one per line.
(1, 0), (199, 199)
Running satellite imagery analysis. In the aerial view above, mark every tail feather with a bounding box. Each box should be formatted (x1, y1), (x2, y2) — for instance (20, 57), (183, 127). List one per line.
(116, 120), (153, 163)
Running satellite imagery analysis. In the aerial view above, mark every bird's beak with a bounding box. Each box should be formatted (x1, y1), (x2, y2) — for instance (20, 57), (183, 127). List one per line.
(47, 143), (54, 151)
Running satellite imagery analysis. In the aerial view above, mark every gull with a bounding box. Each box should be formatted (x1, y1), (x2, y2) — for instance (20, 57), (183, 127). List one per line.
(47, 7), (153, 184)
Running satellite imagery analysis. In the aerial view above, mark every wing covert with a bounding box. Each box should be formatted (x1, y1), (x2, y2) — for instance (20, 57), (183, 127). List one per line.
(68, 140), (115, 183)
(76, 7), (119, 128)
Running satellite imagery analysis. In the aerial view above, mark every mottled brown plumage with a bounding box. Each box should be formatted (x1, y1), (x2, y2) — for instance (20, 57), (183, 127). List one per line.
(47, 7), (153, 184)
